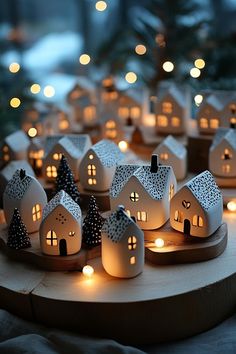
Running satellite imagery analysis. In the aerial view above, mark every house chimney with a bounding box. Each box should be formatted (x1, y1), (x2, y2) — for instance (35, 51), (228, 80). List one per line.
(150, 154), (159, 173)
(131, 216), (136, 223)
(19, 169), (26, 180)
(230, 122), (236, 129)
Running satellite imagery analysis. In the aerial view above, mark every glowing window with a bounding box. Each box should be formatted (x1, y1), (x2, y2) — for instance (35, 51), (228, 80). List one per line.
(160, 153), (168, 160)
(3, 145), (9, 152)
(192, 215), (203, 227)
(222, 164), (231, 173)
(3, 154), (10, 161)
(137, 211), (147, 221)
(46, 165), (57, 178)
(210, 118), (219, 129)
(157, 115), (168, 127)
(125, 209), (131, 217)
(221, 148), (232, 160)
(88, 178), (97, 185)
(32, 204), (41, 221)
(130, 256), (136, 265)
(53, 153), (63, 161)
(36, 160), (43, 168)
(46, 230), (57, 246)
(84, 106), (96, 122)
(106, 120), (116, 129)
(130, 106), (140, 119)
(200, 118), (208, 129)
(3, 145), (9, 161)
(89, 154), (94, 160)
(59, 119), (69, 130)
(162, 102), (172, 114)
(171, 116), (180, 127)
(174, 210), (183, 223)
(30, 149), (44, 159)
(88, 164), (96, 176)
(230, 117), (236, 124)
(128, 236), (137, 250)
(69, 231), (75, 237)
(130, 192), (139, 202)
(169, 184), (175, 201)
(118, 107), (129, 119)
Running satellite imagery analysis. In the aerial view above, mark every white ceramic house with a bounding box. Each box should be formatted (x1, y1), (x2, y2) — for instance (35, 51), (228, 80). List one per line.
(40, 190), (82, 256)
(118, 91), (143, 125)
(153, 135), (187, 180)
(170, 170), (223, 237)
(155, 86), (190, 135)
(3, 169), (47, 233)
(43, 134), (92, 181)
(1, 130), (30, 164)
(110, 155), (177, 230)
(209, 128), (236, 186)
(100, 113), (124, 142)
(101, 205), (144, 278)
(221, 94), (236, 128)
(197, 94), (224, 134)
(79, 139), (124, 192)
(69, 94), (97, 127)
(28, 137), (44, 175)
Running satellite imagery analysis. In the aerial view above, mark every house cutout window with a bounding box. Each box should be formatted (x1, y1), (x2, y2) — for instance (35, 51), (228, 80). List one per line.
(192, 215), (203, 227)
(125, 209), (131, 217)
(160, 153), (168, 160)
(222, 164), (230, 173)
(32, 204), (41, 221)
(130, 256), (136, 265)
(210, 118), (219, 129)
(162, 102), (172, 114)
(130, 192), (139, 202)
(118, 107), (129, 119)
(84, 106), (96, 122)
(46, 165), (57, 177)
(53, 153), (63, 160)
(46, 230), (57, 246)
(59, 119), (69, 131)
(105, 120), (117, 139)
(174, 210), (183, 222)
(3, 145), (9, 161)
(171, 116), (180, 127)
(128, 236), (137, 250)
(221, 148), (232, 160)
(200, 118), (208, 128)
(169, 184), (175, 201)
(157, 115), (168, 127)
(230, 117), (236, 125)
(88, 164), (96, 176)
(137, 211), (147, 221)
(88, 178), (97, 185)
(89, 154), (94, 160)
(131, 106), (140, 119)
(69, 231), (75, 237)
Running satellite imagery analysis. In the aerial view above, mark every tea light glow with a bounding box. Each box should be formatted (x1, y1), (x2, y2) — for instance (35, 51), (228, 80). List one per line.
(82, 265), (94, 278)
(155, 238), (165, 248)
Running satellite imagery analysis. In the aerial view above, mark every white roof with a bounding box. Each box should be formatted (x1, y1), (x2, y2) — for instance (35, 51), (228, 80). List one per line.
(211, 128), (236, 150)
(159, 86), (186, 108)
(102, 207), (134, 242)
(44, 134), (91, 158)
(155, 135), (186, 158)
(4, 169), (35, 200)
(4, 130), (30, 152)
(90, 139), (124, 168)
(186, 170), (222, 211)
(110, 164), (173, 200)
(43, 190), (81, 222)
(203, 94), (224, 111)
(0, 161), (35, 181)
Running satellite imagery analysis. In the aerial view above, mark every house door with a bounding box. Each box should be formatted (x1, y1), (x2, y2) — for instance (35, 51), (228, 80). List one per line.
(59, 239), (67, 256)
(184, 219), (191, 235)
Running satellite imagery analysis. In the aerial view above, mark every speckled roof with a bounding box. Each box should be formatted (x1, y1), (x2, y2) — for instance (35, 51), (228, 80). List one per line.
(0, 161), (35, 181)
(42, 190), (81, 222)
(90, 139), (124, 167)
(44, 134), (91, 158)
(102, 208), (134, 242)
(210, 128), (236, 150)
(155, 135), (186, 158)
(186, 170), (222, 211)
(4, 130), (30, 152)
(4, 170), (34, 200)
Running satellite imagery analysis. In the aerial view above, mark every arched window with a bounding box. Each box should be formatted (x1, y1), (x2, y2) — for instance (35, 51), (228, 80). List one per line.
(118, 107), (129, 119)
(174, 210), (183, 223)
(128, 236), (137, 250)
(87, 164), (96, 176)
(192, 215), (203, 227)
(162, 102), (172, 114)
(137, 211), (147, 221)
(200, 118), (208, 129)
(105, 120), (117, 138)
(130, 256), (136, 265)
(53, 153), (63, 160)
(169, 184), (175, 200)
(221, 148), (232, 160)
(171, 116), (180, 127)
(46, 231), (57, 246)
(2, 145), (9, 161)
(210, 118), (219, 129)
(32, 204), (41, 221)
(157, 115), (168, 127)
(88, 178), (97, 185)
(46, 165), (57, 177)
(130, 106), (140, 119)
(160, 153), (168, 160)
(130, 192), (139, 202)
(222, 164), (231, 173)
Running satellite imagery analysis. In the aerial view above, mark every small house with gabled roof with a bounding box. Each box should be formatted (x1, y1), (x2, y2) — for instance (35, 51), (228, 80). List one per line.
(79, 139), (124, 192)
(170, 170), (223, 237)
(153, 135), (187, 180)
(118, 91), (143, 125)
(110, 155), (177, 230)
(28, 137), (44, 176)
(1, 130), (30, 165)
(101, 205), (144, 278)
(209, 128), (236, 183)
(155, 86), (189, 135)
(40, 190), (82, 256)
(197, 94), (224, 134)
(42, 134), (92, 181)
(3, 169), (47, 233)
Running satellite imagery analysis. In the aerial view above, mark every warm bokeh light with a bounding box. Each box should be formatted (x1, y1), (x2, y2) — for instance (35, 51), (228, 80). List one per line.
(190, 67), (201, 78)
(10, 97), (21, 108)
(43, 85), (55, 97)
(194, 59), (205, 69)
(125, 71), (137, 84)
(194, 94), (203, 106)
(82, 265), (94, 278)
(118, 140), (128, 152)
(135, 44), (147, 55)
(95, 1), (107, 11)
(28, 127), (37, 138)
(9, 62), (20, 73)
(162, 61), (174, 72)
(79, 54), (91, 65)
(227, 201), (236, 212)
(155, 238), (165, 248)
(30, 84), (41, 94)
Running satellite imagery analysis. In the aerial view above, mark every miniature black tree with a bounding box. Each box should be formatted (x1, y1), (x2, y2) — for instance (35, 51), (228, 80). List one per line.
(55, 155), (80, 205)
(7, 208), (31, 250)
(82, 195), (105, 247)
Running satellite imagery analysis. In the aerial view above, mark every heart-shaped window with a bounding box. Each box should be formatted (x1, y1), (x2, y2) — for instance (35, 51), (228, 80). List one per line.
(182, 200), (191, 209)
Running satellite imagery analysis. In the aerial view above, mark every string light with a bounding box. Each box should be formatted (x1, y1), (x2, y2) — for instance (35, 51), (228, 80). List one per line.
(95, 1), (107, 11)
(227, 201), (236, 212)
(155, 238), (165, 248)
(125, 72), (137, 84)
(118, 141), (128, 152)
(28, 127), (37, 138)
(79, 54), (91, 65)
(190, 67), (201, 78)
(194, 59), (205, 69)
(135, 44), (146, 55)
(162, 61), (174, 72)
(30, 84), (41, 94)
(82, 265), (94, 278)
(194, 94), (203, 106)
(9, 62), (20, 73)
(43, 85), (55, 97)
(10, 97), (21, 108)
